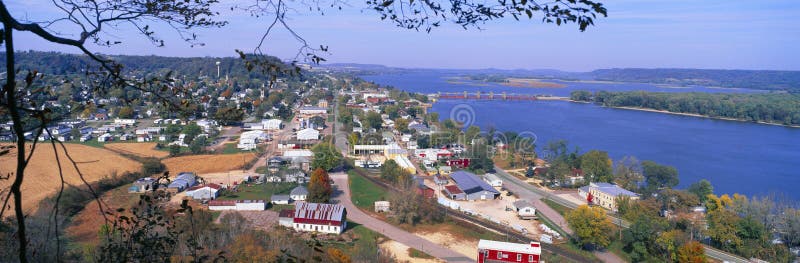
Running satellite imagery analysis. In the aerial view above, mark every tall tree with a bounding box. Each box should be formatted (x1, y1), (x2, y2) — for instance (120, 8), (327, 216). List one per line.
(311, 142), (342, 171)
(687, 179), (714, 203)
(308, 168), (332, 203)
(566, 205), (614, 249)
(580, 150), (612, 182)
(613, 156), (643, 191)
(642, 160), (679, 193)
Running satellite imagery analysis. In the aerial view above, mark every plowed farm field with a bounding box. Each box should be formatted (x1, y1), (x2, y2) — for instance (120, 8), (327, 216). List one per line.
(162, 153), (258, 174)
(0, 143), (141, 214)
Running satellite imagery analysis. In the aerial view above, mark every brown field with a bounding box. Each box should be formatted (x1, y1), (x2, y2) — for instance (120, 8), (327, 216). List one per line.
(162, 153), (258, 174)
(104, 142), (170, 158)
(0, 143), (141, 214)
(65, 185), (137, 246)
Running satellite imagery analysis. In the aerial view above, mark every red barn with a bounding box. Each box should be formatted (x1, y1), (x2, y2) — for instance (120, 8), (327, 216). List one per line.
(478, 240), (541, 263)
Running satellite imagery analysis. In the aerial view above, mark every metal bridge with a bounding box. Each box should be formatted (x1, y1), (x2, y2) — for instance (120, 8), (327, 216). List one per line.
(433, 91), (542, 101)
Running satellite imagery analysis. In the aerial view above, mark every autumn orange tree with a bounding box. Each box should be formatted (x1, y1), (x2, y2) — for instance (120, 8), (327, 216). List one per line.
(677, 241), (707, 263)
(308, 168), (332, 203)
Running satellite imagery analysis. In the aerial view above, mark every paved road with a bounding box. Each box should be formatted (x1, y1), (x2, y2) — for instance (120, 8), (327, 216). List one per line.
(330, 172), (473, 263)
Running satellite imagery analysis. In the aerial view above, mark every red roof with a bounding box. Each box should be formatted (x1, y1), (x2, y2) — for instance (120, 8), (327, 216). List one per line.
(279, 209), (294, 218)
(444, 185), (463, 194)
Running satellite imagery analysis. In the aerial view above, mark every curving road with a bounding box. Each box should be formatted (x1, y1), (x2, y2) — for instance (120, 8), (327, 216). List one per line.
(330, 172), (473, 263)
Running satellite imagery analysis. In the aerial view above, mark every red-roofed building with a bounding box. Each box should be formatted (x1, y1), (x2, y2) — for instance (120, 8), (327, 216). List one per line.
(292, 202), (347, 234)
(444, 185), (466, 200)
(478, 239), (541, 263)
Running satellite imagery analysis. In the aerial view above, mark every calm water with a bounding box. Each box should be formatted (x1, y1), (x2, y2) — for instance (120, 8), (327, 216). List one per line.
(363, 72), (800, 199)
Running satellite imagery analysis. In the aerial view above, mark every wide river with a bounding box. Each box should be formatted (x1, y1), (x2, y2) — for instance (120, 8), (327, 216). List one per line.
(363, 71), (800, 200)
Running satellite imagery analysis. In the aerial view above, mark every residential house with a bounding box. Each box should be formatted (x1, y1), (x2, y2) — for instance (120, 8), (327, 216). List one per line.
(512, 200), (537, 220)
(477, 240), (541, 263)
(450, 171), (501, 201)
(290, 186), (308, 201)
(433, 174), (449, 186)
(292, 202), (347, 234)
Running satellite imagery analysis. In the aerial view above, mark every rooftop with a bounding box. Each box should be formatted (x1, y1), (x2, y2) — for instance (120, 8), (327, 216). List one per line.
(590, 182), (639, 197)
(478, 239), (541, 255)
(451, 171), (500, 195)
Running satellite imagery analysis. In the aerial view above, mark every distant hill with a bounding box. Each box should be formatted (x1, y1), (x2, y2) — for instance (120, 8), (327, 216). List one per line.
(323, 64), (800, 92)
(586, 68), (800, 92)
(1, 51), (301, 80)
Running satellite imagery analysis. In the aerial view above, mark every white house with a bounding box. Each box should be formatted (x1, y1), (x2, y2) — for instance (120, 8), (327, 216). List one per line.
(97, 133), (113, 142)
(483, 173), (503, 188)
(290, 186), (308, 201)
(296, 128), (319, 141)
(512, 200), (537, 219)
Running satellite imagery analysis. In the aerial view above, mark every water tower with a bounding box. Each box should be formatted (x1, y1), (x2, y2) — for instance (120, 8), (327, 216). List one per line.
(215, 61), (221, 78)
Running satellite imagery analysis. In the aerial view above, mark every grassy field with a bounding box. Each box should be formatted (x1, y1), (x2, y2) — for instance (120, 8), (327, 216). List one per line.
(254, 166), (268, 174)
(0, 143), (141, 214)
(104, 142), (170, 158)
(347, 170), (386, 210)
(222, 143), (247, 154)
(218, 182), (298, 201)
(543, 198), (574, 216)
(163, 153), (257, 174)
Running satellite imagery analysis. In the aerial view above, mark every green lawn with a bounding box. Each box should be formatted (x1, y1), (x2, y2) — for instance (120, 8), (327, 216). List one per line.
(222, 143), (246, 154)
(543, 198), (574, 216)
(347, 170), (386, 210)
(254, 166), (268, 174)
(218, 182), (298, 201)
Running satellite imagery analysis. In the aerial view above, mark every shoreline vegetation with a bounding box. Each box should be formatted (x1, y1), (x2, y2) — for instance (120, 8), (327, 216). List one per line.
(584, 103), (800, 128)
(569, 90), (800, 128)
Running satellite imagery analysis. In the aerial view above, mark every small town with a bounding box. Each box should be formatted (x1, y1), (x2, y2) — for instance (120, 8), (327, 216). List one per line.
(2, 1), (800, 263)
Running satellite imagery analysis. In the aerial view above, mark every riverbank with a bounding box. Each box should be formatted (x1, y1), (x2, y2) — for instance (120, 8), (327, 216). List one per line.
(570, 101), (800, 128)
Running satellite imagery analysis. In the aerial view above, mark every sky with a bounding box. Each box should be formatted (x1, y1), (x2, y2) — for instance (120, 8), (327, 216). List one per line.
(7, 0), (800, 71)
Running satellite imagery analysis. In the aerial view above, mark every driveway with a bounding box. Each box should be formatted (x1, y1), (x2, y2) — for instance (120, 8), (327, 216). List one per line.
(330, 172), (473, 262)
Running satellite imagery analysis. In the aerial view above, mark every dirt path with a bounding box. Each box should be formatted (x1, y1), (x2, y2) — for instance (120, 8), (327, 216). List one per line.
(330, 172), (473, 262)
